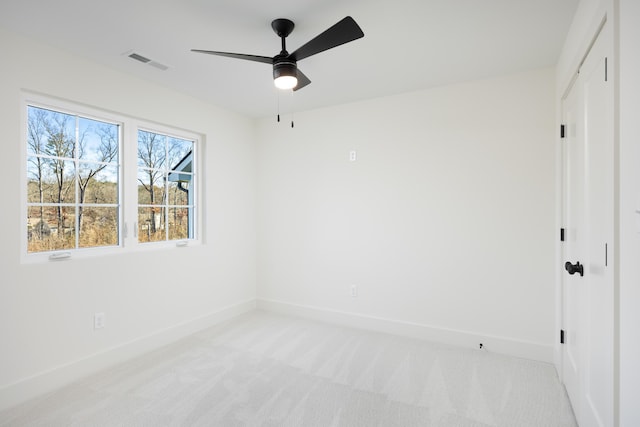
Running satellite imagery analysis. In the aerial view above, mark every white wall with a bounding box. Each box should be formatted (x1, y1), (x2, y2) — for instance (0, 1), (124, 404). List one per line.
(617, 0), (640, 424)
(256, 68), (557, 362)
(0, 27), (257, 410)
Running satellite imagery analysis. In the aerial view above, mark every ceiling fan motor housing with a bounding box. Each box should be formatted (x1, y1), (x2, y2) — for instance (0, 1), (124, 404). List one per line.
(273, 56), (297, 80)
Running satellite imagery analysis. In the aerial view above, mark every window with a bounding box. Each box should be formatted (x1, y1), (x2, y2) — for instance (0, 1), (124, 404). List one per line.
(137, 130), (195, 243)
(26, 106), (120, 253)
(23, 95), (199, 261)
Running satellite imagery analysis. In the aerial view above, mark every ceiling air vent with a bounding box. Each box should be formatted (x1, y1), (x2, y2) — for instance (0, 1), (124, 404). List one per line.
(128, 52), (151, 63)
(125, 51), (169, 71)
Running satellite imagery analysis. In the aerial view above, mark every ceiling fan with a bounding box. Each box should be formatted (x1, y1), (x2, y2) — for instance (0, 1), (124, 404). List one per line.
(192, 16), (364, 91)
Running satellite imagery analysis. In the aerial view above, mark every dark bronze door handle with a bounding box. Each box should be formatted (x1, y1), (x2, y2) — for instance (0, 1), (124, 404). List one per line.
(565, 261), (584, 277)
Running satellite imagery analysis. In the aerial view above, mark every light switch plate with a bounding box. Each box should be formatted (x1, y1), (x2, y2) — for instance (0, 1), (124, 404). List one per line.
(94, 312), (105, 329)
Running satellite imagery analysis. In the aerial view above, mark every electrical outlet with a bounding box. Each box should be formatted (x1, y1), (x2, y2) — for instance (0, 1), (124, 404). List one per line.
(94, 312), (105, 329)
(349, 150), (357, 162)
(350, 285), (358, 298)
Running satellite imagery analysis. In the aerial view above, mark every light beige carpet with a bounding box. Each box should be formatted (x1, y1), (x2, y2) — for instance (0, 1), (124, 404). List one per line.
(0, 310), (577, 426)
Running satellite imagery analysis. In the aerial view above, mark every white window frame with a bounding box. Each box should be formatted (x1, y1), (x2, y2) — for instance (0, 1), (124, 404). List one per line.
(20, 92), (202, 263)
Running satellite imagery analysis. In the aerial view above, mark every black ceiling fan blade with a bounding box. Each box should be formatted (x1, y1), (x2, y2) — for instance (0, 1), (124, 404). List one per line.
(191, 49), (273, 64)
(290, 16), (364, 62)
(293, 69), (311, 91)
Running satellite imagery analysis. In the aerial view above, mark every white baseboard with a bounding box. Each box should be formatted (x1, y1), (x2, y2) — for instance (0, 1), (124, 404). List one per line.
(257, 298), (553, 364)
(0, 299), (256, 412)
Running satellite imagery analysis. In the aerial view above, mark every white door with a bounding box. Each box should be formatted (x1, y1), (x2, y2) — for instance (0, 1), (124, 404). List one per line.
(561, 22), (614, 427)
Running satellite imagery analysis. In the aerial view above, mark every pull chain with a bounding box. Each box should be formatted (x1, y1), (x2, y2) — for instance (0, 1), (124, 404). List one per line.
(275, 89), (296, 128)
(290, 90), (295, 128)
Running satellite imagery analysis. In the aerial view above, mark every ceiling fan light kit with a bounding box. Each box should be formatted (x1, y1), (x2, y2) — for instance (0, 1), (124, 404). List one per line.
(192, 16), (364, 92)
(273, 61), (298, 90)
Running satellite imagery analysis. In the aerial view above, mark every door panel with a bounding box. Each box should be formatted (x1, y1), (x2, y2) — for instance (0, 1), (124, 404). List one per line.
(561, 21), (613, 427)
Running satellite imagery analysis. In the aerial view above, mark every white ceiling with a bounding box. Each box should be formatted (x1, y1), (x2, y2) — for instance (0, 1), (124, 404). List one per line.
(0, 0), (579, 118)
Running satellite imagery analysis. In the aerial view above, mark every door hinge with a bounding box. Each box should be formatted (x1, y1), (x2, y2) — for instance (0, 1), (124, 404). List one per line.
(605, 57), (608, 82)
(560, 329), (565, 344)
(560, 228), (565, 242)
(560, 124), (566, 139)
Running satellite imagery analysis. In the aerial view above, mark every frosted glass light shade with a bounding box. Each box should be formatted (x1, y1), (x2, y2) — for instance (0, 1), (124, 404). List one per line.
(274, 75), (298, 90)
